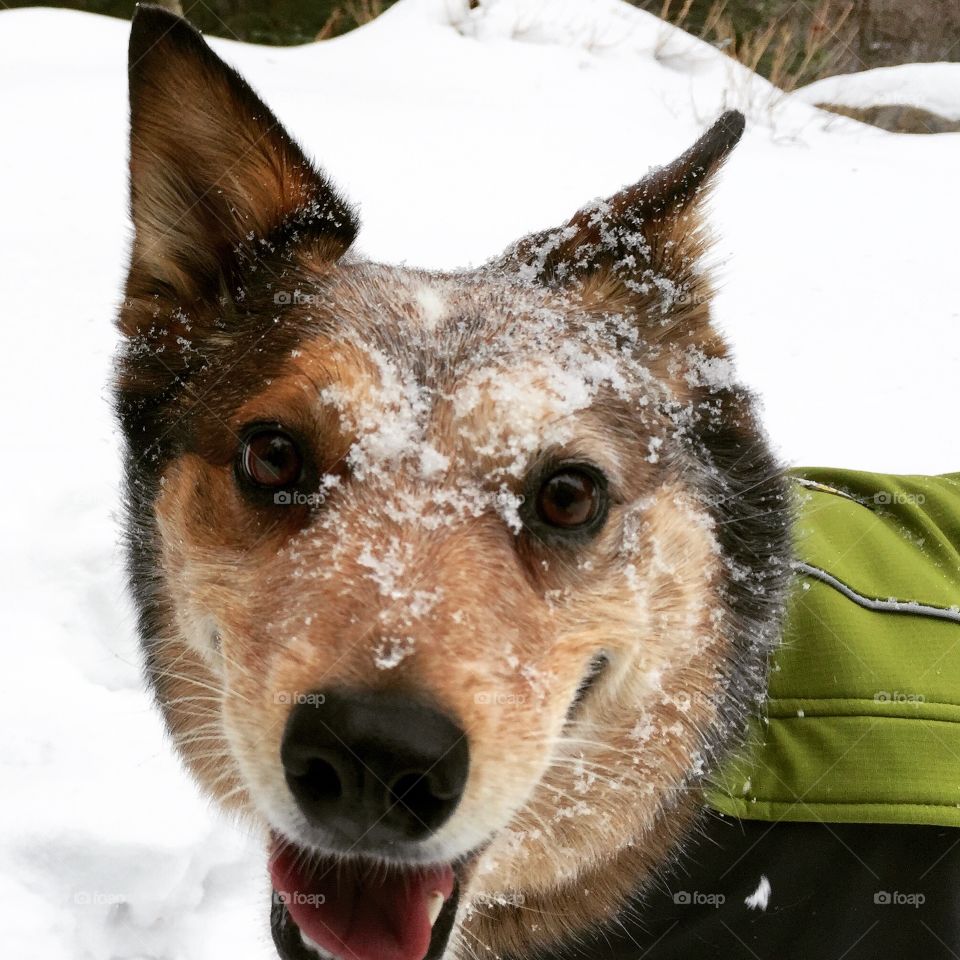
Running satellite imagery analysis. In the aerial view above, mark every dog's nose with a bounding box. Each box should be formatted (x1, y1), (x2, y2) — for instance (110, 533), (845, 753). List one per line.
(280, 688), (469, 844)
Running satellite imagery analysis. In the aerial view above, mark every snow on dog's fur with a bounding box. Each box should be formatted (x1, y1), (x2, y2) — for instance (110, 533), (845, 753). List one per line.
(116, 7), (793, 960)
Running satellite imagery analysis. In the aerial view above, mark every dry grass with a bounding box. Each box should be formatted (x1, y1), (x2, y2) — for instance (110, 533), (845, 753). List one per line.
(653, 0), (857, 91)
(317, 0), (386, 40)
(314, 0), (856, 92)
(317, 0), (485, 38)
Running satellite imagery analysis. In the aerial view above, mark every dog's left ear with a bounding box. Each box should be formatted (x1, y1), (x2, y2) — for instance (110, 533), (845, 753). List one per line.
(124, 5), (357, 317)
(492, 111), (744, 317)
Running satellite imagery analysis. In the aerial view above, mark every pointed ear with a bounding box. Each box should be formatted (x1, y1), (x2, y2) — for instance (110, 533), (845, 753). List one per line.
(492, 111), (744, 312)
(125, 5), (357, 314)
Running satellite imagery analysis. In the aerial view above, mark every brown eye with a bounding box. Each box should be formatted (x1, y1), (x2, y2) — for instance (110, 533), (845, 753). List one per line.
(239, 429), (302, 489)
(537, 469), (602, 529)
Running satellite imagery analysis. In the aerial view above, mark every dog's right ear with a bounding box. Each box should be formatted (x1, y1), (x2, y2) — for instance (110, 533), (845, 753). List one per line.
(123, 5), (357, 325)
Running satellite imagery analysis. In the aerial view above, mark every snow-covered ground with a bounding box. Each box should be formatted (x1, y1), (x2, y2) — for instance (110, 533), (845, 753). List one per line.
(0, 0), (957, 957)
(797, 62), (960, 121)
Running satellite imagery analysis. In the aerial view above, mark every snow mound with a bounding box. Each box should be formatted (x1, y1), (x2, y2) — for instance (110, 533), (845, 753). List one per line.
(448, 0), (819, 130)
(797, 63), (960, 121)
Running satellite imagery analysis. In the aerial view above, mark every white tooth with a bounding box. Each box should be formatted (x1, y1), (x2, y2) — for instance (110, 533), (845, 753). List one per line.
(427, 890), (445, 927)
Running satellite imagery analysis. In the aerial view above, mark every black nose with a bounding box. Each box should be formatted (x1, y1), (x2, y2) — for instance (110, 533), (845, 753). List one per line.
(280, 689), (469, 845)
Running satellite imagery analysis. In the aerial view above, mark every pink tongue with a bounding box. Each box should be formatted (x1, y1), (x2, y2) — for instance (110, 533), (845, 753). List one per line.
(269, 841), (454, 960)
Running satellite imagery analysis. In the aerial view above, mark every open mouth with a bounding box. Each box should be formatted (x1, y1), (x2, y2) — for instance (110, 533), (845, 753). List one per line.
(269, 835), (465, 960)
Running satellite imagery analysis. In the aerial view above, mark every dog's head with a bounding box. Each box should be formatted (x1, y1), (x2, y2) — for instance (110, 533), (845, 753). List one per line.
(117, 8), (792, 960)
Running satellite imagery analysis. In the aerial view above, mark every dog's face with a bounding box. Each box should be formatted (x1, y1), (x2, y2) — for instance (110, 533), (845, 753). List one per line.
(118, 9), (792, 960)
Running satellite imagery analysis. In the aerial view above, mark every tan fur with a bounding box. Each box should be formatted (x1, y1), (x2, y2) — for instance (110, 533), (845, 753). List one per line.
(136, 173), (741, 960)
(151, 324), (728, 952)
(119, 15), (769, 958)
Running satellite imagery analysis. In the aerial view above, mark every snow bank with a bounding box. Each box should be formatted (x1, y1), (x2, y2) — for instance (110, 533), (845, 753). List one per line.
(0, 0), (956, 956)
(797, 62), (960, 121)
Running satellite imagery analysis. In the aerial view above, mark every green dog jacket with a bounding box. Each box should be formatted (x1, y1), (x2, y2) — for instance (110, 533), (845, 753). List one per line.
(705, 467), (960, 827)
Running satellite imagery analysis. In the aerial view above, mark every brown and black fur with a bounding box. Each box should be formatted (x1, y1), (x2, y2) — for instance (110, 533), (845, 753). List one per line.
(116, 7), (793, 960)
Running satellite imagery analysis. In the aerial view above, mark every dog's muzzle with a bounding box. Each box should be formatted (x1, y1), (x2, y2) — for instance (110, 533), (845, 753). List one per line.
(268, 688), (471, 960)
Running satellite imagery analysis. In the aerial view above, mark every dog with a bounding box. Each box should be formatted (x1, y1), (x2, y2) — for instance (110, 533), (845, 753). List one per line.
(116, 7), (794, 960)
